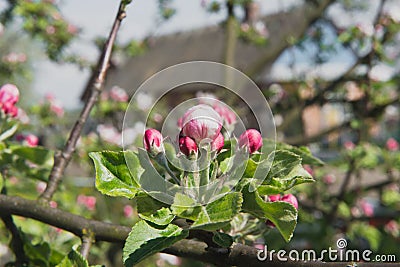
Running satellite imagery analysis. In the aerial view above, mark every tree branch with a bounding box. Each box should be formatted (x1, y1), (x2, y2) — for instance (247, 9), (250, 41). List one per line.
(39, 1), (129, 202)
(0, 194), (398, 266)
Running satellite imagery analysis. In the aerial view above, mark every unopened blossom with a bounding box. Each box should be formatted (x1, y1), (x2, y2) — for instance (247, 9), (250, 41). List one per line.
(213, 104), (237, 127)
(179, 136), (198, 157)
(268, 194), (281, 202)
(143, 128), (164, 156)
(181, 104), (222, 143)
(238, 129), (262, 154)
(386, 138), (399, 151)
(211, 132), (224, 152)
(281, 194), (298, 209)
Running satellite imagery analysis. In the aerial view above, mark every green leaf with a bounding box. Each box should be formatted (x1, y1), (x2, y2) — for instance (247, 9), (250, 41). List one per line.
(89, 151), (142, 198)
(241, 183), (297, 242)
(123, 220), (188, 267)
(171, 193), (202, 221)
(56, 249), (88, 267)
(0, 172), (3, 190)
(11, 146), (54, 166)
(137, 193), (175, 226)
(0, 122), (18, 142)
(263, 139), (324, 166)
(212, 232), (233, 248)
(261, 150), (314, 192)
(191, 192), (243, 231)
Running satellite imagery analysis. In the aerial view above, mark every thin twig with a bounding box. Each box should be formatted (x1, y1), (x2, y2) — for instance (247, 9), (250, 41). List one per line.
(327, 159), (355, 220)
(39, 1), (129, 202)
(80, 230), (95, 259)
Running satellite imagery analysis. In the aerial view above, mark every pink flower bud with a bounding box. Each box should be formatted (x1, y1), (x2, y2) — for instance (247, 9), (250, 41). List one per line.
(0, 84), (19, 116)
(25, 134), (39, 147)
(238, 129), (262, 154)
(144, 128), (164, 156)
(386, 138), (399, 151)
(268, 194), (281, 202)
(281, 194), (298, 209)
(181, 104), (222, 143)
(213, 104), (237, 126)
(179, 136), (198, 157)
(211, 132), (224, 152)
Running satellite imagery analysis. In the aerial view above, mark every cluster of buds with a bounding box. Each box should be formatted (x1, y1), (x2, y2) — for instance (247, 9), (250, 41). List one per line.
(144, 104), (264, 159)
(0, 84), (19, 117)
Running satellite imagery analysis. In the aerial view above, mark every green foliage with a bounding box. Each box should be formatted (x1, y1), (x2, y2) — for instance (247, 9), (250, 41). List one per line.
(123, 220), (188, 267)
(89, 151), (142, 198)
(241, 182), (297, 242)
(56, 249), (88, 267)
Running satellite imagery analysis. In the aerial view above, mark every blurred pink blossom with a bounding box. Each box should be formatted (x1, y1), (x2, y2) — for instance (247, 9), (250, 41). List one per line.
(67, 24), (78, 34)
(384, 220), (399, 237)
(360, 200), (374, 217)
(158, 253), (181, 266)
(386, 138), (399, 151)
(16, 108), (30, 124)
(344, 141), (355, 150)
(16, 133), (39, 147)
(36, 181), (47, 194)
(77, 195), (96, 211)
(303, 164), (314, 176)
(46, 25), (56, 35)
(323, 174), (336, 185)
(110, 86), (129, 102)
(97, 124), (121, 146)
(49, 201), (58, 208)
(356, 22), (374, 37)
(123, 205), (134, 218)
